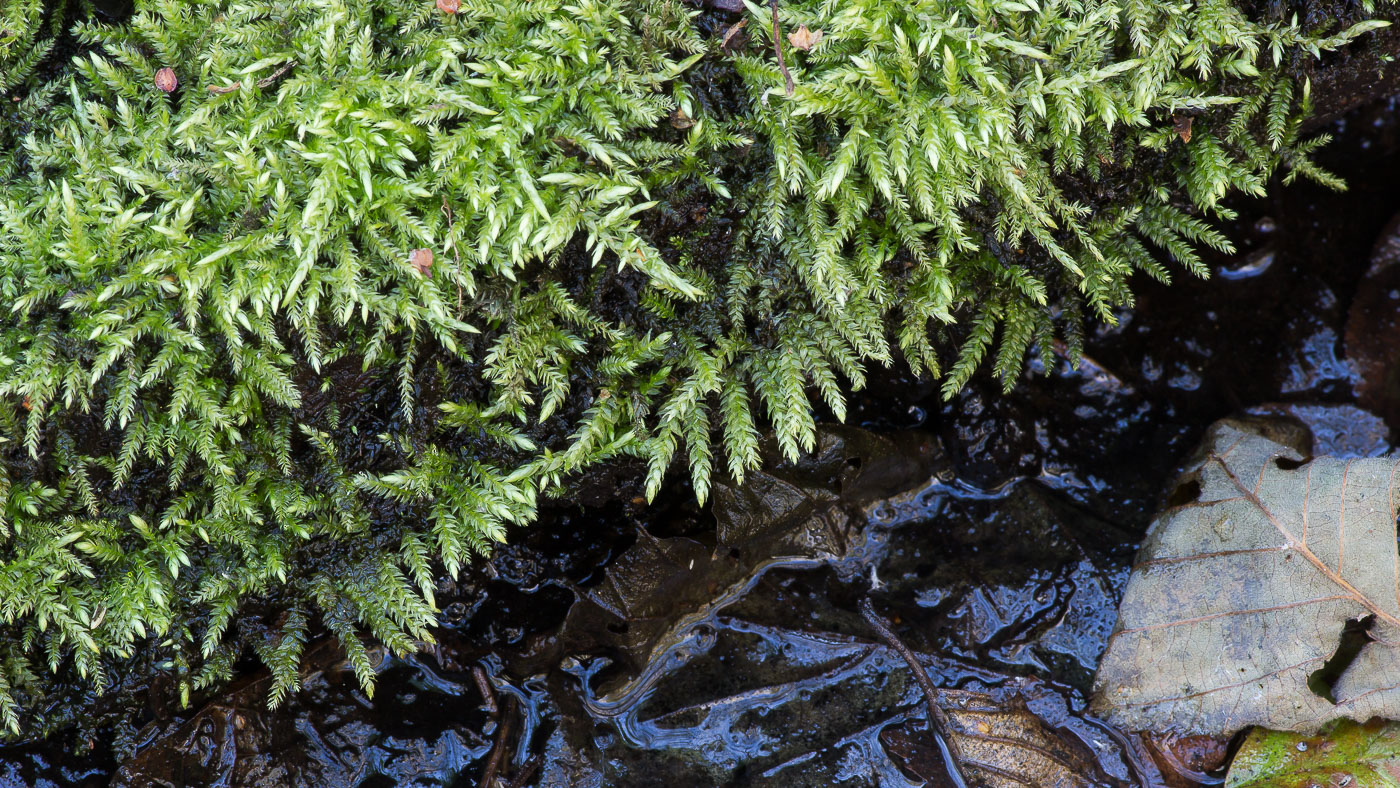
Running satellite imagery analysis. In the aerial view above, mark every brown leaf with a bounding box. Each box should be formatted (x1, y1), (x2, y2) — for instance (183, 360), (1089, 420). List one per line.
(1345, 212), (1400, 429)
(1091, 418), (1400, 734)
(669, 108), (695, 130)
(787, 25), (823, 51)
(436, 0), (459, 13)
(409, 247), (434, 276)
(1138, 733), (1230, 788)
(720, 18), (749, 52)
(110, 640), (386, 788)
(881, 691), (1116, 787)
(1173, 114), (1193, 143)
(154, 68), (178, 93)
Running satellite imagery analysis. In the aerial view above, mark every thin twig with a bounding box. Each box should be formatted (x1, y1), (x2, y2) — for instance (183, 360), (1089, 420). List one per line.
(1143, 735), (1225, 786)
(473, 665), (499, 714)
(442, 196), (463, 314)
(256, 60), (297, 88)
(206, 61), (297, 94)
(770, 0), (794, 97)
(858, 597), (970, 788)
(506, 754), (542, 788)
(479, 695), (516, 788)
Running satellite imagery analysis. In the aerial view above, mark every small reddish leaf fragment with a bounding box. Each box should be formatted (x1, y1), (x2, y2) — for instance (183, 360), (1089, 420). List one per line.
(1173, 114), (1193, 143)
(670, 108), (695, 130)
(409, 248), (434, 276)
(155, 68), (178, 92)
(787, 25), (823, 51)
(20, 396), (32, 412)
(720, 19), (749, 52)
(436, 0), (459, 14)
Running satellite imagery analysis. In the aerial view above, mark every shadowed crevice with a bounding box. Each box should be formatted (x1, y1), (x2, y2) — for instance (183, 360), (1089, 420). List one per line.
(1308, 615), (1376, 703)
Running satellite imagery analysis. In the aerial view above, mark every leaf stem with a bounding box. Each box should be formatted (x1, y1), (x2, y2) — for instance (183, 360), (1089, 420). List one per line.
(770, 0), (794, 97)
(858, 597), (970, 788)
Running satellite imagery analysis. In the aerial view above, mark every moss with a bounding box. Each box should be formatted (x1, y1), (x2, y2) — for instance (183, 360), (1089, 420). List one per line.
(0, 0), (81, 178)
(0, 0), (1391, 732)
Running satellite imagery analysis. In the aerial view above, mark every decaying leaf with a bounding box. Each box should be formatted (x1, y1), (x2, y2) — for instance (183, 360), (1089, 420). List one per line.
(1173, 115), (1193, 143)
(720, 19), (749, 52)
(1226, 719), (1400, 787)
(1345, 212), (1400, 430)
(669, 108), (695, 129)
(882, 690), (1121, 787)
(436, 0), (459, 14)
(1091, 419), (1400, 735)
(111, 640), (396, 788)
(409, 247), (434, 276)
(154, 67), (178, 92)
(1138, 734), (1230, 788)
(787, 25), (823, 51)
(557, 426), (939, 668)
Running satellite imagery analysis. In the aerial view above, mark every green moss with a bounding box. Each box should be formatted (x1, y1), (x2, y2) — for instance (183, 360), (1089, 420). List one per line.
(0, 0), (735, 731)
(0, 0), (78, 178)
(727, 0), (1381, 401)
(0, 0), (1390, 732)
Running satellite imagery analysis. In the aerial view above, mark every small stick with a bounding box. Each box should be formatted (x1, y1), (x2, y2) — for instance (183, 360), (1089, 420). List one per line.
(858, 597), (971, 788)
(206, 61), (297, 94)
(256, 60), (297, 88)
(479, 695), (516, 788)
(473, 665), (499, 714)
(506, 754), (542, 788)
(770, 0), (794, 97)
(442, 197), (464, 313)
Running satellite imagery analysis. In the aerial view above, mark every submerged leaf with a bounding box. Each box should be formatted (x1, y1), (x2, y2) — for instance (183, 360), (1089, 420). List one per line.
(883, 691), (1115, 787)
(1092, 419), (1400, 734)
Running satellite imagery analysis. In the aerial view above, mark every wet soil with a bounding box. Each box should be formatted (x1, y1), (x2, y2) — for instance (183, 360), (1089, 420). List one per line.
(5, 45), (1400, 788)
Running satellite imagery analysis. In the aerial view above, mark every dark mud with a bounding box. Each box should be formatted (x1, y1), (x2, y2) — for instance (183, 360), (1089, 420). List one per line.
(5, 49), (1400, 788)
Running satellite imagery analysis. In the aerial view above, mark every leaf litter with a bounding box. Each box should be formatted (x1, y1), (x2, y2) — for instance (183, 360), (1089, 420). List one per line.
(1093, 417), (1400, 735)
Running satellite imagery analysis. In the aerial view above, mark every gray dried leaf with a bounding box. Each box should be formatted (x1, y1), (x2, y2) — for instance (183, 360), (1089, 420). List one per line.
(1092, 419), (1400, 735)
